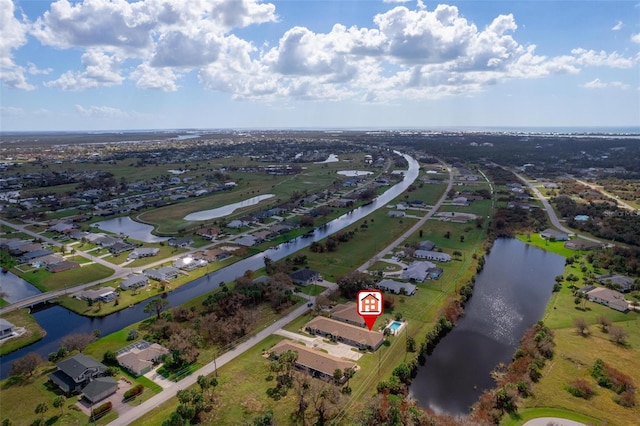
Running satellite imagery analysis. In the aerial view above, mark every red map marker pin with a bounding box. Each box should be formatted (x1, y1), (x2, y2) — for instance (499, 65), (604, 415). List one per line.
(357, 290), (383, 331)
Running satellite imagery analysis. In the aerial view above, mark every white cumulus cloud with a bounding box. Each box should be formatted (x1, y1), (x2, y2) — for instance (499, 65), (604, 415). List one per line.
(583, 78), (630, 90)
(611, 21), (623, 31)
(632, 33), (640, 44)
(45, 50), (124, 90)
(0, 0), (34, 90)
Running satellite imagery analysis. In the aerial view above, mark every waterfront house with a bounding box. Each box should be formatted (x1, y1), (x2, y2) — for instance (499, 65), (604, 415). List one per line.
(540, 228), (569, 241)
(0, 318), (15, 339)
(268, 340), (356, 383)
(120, 275), (149, 291)
(144, 266), (181, 281)
(586, 287), (629, 312)
(48, 354), (108, 393)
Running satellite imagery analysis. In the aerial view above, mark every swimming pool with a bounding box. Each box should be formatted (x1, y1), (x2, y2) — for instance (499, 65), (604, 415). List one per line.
(388, 321), (403, 333)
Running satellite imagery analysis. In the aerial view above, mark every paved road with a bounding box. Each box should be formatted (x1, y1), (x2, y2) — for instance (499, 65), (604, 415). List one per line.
(357, 160), (453, 272)
(108, 295), (315, 425)
(511, 171), (603, 244)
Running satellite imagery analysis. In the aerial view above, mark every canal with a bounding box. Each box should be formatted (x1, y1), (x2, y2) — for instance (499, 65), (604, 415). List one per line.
(408, 238), (565, 416)
(0, 152), (420, 378)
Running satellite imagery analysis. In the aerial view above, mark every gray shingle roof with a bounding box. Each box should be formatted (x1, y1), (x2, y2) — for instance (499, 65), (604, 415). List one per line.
(57, 354), (105, 379)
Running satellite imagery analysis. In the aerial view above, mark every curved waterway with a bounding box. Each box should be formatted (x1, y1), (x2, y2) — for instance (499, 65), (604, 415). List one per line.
(408, 238), (565, 416)
(0, 152), (419, 378)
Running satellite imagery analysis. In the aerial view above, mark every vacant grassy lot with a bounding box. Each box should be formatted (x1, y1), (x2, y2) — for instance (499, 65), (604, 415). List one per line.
(0, 309), (46, 356)
(13, 263), (114, 292)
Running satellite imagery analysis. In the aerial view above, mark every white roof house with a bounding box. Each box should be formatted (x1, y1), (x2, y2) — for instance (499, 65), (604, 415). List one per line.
(414, 250), (451, 262)
(402, 261), (436, 282)
(377, 279), (417, 295)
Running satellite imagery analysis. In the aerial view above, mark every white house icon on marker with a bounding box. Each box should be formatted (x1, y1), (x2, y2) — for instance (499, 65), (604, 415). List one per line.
(359, 292), (380, 314)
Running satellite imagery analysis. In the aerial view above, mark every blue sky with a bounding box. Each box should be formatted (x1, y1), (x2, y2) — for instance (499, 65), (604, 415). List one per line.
(1, 0), (638, 131)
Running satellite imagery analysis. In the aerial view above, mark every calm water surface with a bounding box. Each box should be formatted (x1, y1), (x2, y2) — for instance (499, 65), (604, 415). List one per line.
(0, 272), (41, 302)
(409, 238), (565, 416)
(184, 194), (275, 221)
(93, 217), (168, 243)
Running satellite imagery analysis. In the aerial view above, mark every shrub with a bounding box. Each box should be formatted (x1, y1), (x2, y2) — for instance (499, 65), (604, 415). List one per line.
(123, 384), (144, 399)
(126, 330), (139, 341)
(567, 379), (595, 399)
(91, 401), (112, 418)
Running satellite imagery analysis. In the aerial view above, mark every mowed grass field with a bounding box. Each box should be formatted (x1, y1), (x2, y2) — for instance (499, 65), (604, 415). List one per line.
(13, 262), (114, 292)
(136, 157), (381, 234)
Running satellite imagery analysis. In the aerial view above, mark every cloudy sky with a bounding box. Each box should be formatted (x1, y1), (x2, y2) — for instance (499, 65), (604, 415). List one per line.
(1, 0), (639, 131)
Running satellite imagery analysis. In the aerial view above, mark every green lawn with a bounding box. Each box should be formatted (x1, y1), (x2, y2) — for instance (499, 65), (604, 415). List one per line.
(13, 263), (114, 292)
(296, 284), (325, 297)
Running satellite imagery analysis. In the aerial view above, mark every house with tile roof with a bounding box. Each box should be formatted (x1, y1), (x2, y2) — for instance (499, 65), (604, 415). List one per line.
(305, 316), (384, 351)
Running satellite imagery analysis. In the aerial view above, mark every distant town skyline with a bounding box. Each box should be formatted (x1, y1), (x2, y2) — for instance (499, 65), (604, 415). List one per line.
(1, 0), (639, 131)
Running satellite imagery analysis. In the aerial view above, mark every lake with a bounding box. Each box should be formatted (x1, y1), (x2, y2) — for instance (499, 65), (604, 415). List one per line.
(408, 238), (565, 416)
(337, 170), (373, 177)
(93, 217), (168, 243)
(184, 194), (275, 221)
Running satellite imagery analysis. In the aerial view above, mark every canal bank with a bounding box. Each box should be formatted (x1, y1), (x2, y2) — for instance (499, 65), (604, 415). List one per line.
(409, 238), (565, 416)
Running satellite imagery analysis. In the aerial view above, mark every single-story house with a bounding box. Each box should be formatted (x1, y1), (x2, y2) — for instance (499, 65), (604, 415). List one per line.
(268, 340), (356, 383)
(30, 253), (64, 268)
(198, 248), (232, 262)
(117, 341), (169, 376)
(144, 266), (181, 282)
(95, 236), (119, 248)
(49, 222), (76, 233)
(227, 220), (249, 229)
(377, 279), (417, 296)
(120, 275), (149, 291)
(402, 261), (436, 282)
(564, 239), (603, 251)
(597, 275), (635, 293)
(77, 287), (118, 303)
(48, 354), (108, 394)
(418, 240), (436, 251)
(196, 227), (221, 240)
(168, 237), (193, 248)
(0, 318), (15, 339)
(305, 316), (384, 351)
(81, 377), (118, 403)
(414, 250), (451, 262)
(289, 269), (321, 286)
(128, 247), (159, 259)
(540, 228), (569, 241)
(9, 242), (42, 255)
(46, 260), (80, 273)
(234, 235), (259, 247)
(388, 210), (405, 218)
(330, 302), (366, 328)
(173, 256), (206, 271)
(451, 196), (469, 206)
(109, 241), (136, 255)
(18, 249), (54, 263)
(586, 287), (629, 312)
